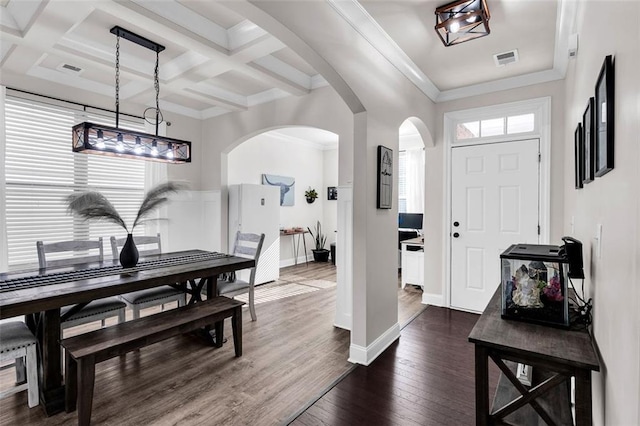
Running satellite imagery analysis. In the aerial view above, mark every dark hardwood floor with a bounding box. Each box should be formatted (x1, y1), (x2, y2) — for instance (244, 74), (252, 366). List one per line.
(291, 306), (500, 426)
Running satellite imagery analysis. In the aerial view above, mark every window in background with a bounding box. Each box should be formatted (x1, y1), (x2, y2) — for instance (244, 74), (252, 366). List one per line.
(3, 95), (146, 268)
(398, 150), (407, 213)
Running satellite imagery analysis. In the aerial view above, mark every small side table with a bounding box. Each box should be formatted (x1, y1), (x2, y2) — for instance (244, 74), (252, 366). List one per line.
(280, 230), (308, 266)
(469, 288), (600, 425)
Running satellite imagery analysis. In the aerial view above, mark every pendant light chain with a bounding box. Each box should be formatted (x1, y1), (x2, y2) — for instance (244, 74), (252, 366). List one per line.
(154, 50), (160, 136)
(115, 35), (120, 129)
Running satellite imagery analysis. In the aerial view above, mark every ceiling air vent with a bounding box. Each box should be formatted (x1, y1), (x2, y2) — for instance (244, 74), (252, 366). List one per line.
(493, 49), (519, 67)
(57, 63), (83, 75)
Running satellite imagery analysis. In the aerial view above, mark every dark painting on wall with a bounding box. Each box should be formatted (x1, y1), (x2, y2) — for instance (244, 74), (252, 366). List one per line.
(582, 97), (595, 184)
(327, 186), (337, 200)
(574, 123), (583, 189)
(595, 55), (614, 177)
(377, 145), (393, 209)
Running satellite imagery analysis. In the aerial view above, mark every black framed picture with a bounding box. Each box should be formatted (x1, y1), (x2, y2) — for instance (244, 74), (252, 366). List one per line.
(376, 145), (393, 209)
(327, 186), (337, 200)
(574, 123), (583, 189)
(582, 97), (595, 184)
(595, 55), (614, 177)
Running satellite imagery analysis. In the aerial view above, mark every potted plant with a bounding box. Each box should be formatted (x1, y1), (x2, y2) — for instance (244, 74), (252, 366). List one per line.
(307, 220), (330, 262)
(304, 187), (318, 204)
(66, 182), (183, 268)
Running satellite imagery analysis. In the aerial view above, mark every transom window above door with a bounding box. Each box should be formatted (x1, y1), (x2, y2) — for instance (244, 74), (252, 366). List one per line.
(456, 113), (535, 141)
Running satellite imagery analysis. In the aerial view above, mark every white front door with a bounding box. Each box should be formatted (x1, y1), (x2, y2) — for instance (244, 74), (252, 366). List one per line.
(450, 139), (540, 312)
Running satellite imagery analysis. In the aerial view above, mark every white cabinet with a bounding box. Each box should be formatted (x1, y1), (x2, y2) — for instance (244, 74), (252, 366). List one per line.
(401, 237), (424, 289)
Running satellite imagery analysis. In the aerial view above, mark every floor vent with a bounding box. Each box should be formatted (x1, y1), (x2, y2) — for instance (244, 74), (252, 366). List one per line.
(493, 49), (519, 67)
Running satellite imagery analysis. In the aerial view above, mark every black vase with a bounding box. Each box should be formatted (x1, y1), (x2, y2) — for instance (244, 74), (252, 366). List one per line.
(119, 233), (139, 268)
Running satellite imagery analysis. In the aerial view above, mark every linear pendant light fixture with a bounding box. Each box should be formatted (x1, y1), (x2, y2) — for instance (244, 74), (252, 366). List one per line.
(435, 0), (491, 47)
(72, 26), (191, 163)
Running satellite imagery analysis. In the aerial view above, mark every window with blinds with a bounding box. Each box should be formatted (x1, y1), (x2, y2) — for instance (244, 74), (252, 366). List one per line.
(4, 95), (146, 268)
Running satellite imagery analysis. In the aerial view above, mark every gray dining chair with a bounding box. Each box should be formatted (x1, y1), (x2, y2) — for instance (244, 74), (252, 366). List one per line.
(214, 231), (265, 321)
(36, 238), (126, 329)
(110, 233), (186, 319)
(0, 321), (39, 408)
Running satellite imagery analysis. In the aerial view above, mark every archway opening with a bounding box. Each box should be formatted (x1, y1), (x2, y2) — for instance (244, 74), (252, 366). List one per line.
(226, 125), (340, 298)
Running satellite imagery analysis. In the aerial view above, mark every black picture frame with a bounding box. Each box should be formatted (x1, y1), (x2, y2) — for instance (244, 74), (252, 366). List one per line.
(376, 145), (393, 209)
(594, 55), (614, 177)
(582, 97), (595, 184)
(327, 186), (337, 200)
(574, 123), (583, 189)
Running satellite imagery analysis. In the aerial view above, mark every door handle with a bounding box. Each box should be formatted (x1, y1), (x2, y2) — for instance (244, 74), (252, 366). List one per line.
(453, 232), (460, 238)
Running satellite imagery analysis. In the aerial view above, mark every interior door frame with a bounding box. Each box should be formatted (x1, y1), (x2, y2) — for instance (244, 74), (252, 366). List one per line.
(442, 97), (551, 310)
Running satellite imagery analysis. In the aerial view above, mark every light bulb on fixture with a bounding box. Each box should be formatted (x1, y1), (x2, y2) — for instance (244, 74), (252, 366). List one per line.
(466, 12), (477, 23)
(449, 21), (460, 33)
(151, 139), (159, 157)
(134, 136), (143, 154)
(166, 142), (174, 159)
(116, 133), (125, 152)
(96, 129), (105, 149)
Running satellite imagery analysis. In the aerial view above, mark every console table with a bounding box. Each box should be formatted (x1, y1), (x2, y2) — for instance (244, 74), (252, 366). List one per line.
(469, 289), (600, 425)
(280, 229), (308, 265)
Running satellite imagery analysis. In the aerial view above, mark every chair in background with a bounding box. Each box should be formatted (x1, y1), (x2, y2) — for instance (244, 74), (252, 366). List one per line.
(36, 239), (126, 329)
(216, 231), (265, 321)
(0, 322), (39, 408)
(110, 233), (186, 320)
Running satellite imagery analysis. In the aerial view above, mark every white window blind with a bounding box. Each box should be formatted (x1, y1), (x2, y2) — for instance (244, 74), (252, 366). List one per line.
(4, 95), (146, 268)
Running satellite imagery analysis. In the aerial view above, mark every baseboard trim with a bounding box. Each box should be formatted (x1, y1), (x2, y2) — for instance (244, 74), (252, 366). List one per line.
(348, 322), (400, 366)
(422, 292), (445, 307)
(279, 256), (311, 268)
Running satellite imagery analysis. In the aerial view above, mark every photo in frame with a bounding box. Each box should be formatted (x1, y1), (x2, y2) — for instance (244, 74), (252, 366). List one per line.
(595, 55), (614, 177)
(574, 123), (583, 189)
(377, 145), (393, 209)
(327, 186), (337, 200)
(582, 97), (595, 184)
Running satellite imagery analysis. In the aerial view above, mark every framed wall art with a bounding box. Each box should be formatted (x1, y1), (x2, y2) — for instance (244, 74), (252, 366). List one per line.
(262, 174), (295, 206)
(582, 97), (595, 184)
(594, 55), (614, 177)
(574, 123), (583, 189)
(327, 186), (337, 200)
(376, 145), (393, 209)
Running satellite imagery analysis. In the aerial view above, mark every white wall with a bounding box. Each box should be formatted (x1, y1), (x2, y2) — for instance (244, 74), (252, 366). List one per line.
(323, 148), (339, 247)
(562, 2), (640, 424)
(227, 131), (338, 266)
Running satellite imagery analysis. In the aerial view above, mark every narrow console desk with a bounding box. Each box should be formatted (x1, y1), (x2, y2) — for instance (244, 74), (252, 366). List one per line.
(469, 289), (600, 425)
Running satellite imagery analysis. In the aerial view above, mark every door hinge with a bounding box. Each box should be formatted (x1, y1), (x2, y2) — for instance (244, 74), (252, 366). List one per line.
(537, 225), (541, 235)
(538, 152), (541, 163)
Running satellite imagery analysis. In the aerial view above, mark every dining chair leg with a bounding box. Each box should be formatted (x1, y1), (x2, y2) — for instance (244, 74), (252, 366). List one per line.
(26, 345), (39, 408)
(15, 357), (26, 384)
(248, 286), (257, 321)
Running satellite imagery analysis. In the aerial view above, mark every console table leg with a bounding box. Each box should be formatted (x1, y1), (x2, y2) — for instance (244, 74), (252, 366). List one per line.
(574, 369), (592, 426)
(475, 345), (490, 426)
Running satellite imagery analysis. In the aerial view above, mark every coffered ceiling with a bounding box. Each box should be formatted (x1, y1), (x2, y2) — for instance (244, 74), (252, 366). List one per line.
(0, 1), (572, 121)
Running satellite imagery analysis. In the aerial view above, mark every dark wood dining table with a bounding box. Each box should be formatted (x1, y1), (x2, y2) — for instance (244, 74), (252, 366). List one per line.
(0, 250), (254, 416)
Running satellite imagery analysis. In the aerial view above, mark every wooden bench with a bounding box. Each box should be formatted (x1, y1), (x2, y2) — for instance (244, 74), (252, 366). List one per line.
(61, 296), (244, 426)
